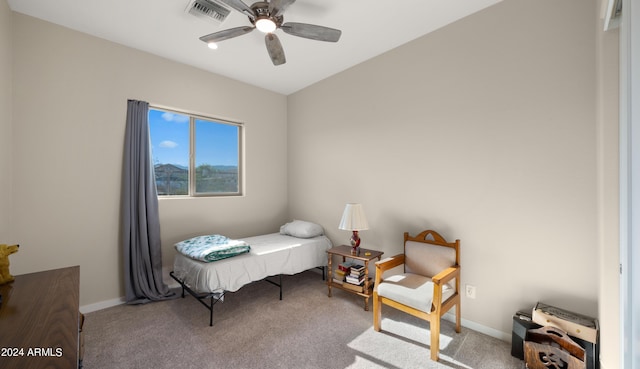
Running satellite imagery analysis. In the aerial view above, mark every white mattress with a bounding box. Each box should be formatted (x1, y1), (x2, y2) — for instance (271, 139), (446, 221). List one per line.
(172, 233), (333, 294)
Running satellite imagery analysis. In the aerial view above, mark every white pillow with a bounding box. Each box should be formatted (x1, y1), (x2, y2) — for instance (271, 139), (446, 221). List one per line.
(280, 220), (324, 238)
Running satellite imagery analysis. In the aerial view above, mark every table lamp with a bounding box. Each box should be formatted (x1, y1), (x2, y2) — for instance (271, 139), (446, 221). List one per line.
(339, 203), (369, 254)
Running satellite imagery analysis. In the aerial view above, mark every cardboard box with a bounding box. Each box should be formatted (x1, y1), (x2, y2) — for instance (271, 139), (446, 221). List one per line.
(532, 302), (598, 344)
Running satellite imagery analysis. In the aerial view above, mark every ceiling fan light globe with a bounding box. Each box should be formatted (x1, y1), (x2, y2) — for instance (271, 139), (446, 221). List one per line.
(207, 42), (218, 50)
(256, 18), (277, 33)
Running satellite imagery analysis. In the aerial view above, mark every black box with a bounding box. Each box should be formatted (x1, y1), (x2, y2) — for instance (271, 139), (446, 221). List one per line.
(511, 310), (541, 359)
(511, 310), (599, 369)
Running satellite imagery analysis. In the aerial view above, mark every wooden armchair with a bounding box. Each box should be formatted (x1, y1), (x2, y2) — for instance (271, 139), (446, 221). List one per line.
(373, 230), (461, 361)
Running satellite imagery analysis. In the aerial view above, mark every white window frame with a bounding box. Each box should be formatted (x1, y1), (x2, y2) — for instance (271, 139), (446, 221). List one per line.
(149, 105), (244, 197)
(619, 0), (639, 367)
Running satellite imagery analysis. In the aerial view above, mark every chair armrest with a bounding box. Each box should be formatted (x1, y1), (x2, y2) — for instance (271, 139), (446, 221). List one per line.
(374, 254), (405, 287)
(431, 266), (460, 311)
(375, 254), (405, 272)
(432, 266), (459, 286)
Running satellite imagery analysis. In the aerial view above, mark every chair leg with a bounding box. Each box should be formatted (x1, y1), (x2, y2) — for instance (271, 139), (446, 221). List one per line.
(430, 318), (440, 361)
(455, 303), (461, 333)
(373, 293), (381, 332)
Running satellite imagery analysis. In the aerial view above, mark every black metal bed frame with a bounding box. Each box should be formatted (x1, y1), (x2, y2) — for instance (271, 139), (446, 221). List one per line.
(170, 266), (325, 326)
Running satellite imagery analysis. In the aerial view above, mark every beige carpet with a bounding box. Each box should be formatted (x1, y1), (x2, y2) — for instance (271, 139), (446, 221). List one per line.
(84, 270), (525, 369)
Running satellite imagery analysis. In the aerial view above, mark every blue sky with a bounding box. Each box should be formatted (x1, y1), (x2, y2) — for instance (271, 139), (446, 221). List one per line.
(149, 108), (239, 167)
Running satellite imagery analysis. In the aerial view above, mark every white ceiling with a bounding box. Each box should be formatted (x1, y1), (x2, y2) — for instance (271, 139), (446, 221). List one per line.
(7, 0), (502, 95)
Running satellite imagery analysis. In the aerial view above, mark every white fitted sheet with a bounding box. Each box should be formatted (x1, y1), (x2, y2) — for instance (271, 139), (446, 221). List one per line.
(172, 233), (333, 294)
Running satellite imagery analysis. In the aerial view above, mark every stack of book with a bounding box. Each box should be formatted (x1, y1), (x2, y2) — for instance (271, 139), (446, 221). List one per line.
(333, 262), (353, 285)
(343, 264), (366, 292)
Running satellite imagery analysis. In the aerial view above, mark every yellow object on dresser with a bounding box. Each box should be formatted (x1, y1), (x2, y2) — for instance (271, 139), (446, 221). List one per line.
(0, 244), (19, 285)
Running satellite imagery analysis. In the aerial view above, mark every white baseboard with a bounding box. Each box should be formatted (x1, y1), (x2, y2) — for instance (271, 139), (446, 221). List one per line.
(442, 311), (511, 342)
(80, 268), (180, 314)
(167, 279), (181, 289)
(80, 297), (126, 314)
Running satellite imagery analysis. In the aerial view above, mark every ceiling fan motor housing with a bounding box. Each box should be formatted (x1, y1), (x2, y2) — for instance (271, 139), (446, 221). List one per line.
(250, 2), (283, 29)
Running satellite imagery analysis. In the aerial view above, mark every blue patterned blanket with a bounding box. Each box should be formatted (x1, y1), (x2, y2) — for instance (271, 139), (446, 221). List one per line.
(175, 234), (251, 262)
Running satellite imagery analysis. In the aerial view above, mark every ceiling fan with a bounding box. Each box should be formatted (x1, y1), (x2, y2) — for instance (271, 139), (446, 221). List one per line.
(199, 0), (342, 65)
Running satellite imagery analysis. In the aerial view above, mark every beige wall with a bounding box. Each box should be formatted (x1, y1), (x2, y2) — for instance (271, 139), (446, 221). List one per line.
(289, 0), (604, 340)
(0, 0), (12, 241)
(10, 13), (288, 306)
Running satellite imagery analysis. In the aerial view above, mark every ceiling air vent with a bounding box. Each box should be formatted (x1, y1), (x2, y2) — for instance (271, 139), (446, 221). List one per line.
(186, 0), (231, 25)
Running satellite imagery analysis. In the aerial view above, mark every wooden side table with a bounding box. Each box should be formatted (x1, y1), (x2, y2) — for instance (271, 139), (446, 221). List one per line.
(326, 245), (383, 311)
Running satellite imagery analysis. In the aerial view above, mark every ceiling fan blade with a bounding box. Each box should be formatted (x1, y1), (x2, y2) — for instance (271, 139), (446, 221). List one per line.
(269, 0), (296, 17)
(280, 22), (341, 42)
(265, 33), (286, 66)
(219, 0), (256, 19)
(199, 26), (255, 43)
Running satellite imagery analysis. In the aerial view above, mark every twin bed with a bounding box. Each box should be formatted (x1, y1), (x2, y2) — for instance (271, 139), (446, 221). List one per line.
(170, 221), (332, 325)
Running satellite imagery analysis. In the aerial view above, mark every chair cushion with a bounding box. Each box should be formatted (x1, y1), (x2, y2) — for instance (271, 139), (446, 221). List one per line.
(405, 241), (455, 278)
(377, 273), (454, 313)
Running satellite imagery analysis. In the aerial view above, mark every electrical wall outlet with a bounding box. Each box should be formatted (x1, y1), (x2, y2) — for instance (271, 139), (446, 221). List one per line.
(465, 284), (476, 299)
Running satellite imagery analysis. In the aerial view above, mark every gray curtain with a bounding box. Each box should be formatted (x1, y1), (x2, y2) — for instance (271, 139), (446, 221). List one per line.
(122, 99), (175, 304)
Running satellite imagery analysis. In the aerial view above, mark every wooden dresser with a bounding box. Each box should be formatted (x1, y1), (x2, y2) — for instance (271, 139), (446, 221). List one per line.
(0, 266), (80, 369)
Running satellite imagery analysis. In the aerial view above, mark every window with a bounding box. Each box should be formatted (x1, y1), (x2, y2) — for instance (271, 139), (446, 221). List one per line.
(148, 107), (242, 197)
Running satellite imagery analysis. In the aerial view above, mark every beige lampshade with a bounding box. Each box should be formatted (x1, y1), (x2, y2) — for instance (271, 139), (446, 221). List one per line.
(338, 203), (369, 231)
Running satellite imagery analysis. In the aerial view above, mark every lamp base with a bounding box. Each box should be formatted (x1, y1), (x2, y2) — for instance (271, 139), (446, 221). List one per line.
(350, 230), (360, 255)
